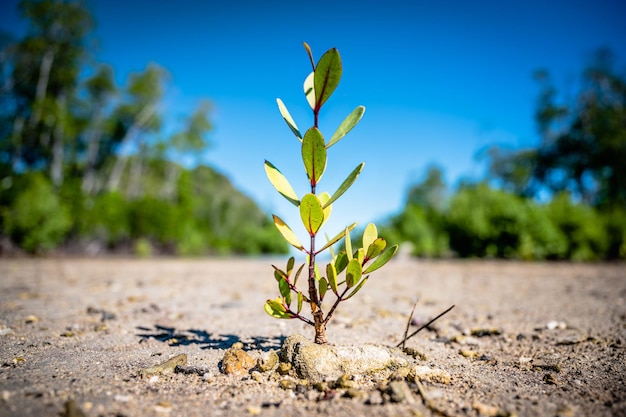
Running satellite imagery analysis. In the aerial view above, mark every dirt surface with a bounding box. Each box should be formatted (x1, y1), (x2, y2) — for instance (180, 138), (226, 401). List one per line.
(0, 257), (624, 417)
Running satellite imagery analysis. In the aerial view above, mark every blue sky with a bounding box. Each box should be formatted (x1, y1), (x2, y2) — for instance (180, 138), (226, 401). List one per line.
(2, 0), (626, 245)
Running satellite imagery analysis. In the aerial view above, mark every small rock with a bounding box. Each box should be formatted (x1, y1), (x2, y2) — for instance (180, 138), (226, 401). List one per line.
(334, 374), (356, 389)
(221, 347), (256, 376)
(24, 315), (39, 324)
(246, 405), (262, 415)
(257, 351), (279, 372)
(280, 334), (394, 382)
(276, 362), (292, 375)
(138, 354), (187, 378)
(387, 380), (414, 403)
(409, 365), (451, 384)
(546, 321), (567, 330)
(343, 388), (367, 399)
(459, 349), (481, 359)
(279, 378), (296, 390)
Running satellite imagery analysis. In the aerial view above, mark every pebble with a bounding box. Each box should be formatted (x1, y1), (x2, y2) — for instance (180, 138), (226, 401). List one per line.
(276, 362), (292, 375)
(257, 351), (279, 372)
(25, 315), (39, 324)
(138, 354), (187, 378)
(459, 349), (481, 359)
(409, 365), (451, 384)
(334, 374), (356, 389)
(221, 347), (255, 376)
(546, 321), (567, 330)
(279, 379), (296, 390)
(388, 380), (414, 403)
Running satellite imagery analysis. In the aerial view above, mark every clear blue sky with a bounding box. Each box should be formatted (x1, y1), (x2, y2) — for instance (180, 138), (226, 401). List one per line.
(2, 0), (626, 244)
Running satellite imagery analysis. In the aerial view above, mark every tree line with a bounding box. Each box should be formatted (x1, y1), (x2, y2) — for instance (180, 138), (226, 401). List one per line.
(0, 0), (287, 255)
(383, 49), (626, 261)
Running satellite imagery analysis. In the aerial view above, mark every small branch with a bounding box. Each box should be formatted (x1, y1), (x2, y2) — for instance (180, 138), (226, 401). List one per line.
(400, 298), (419, 350)
(396, 305), (455, 348)
(322, 287), (349, 326)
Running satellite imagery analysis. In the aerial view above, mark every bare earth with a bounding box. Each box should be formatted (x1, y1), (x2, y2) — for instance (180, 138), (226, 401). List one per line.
(0, 258), (624, 417)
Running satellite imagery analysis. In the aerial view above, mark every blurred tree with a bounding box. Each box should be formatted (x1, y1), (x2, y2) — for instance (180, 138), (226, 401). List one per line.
(80, 64), (117, 194)
(6, 0), (93, 182)
(487, 48), (626, 208)
(106, 63), (166, 195)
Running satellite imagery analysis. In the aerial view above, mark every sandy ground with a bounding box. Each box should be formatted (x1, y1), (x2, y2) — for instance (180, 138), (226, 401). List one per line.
(0, 257), (624, 417)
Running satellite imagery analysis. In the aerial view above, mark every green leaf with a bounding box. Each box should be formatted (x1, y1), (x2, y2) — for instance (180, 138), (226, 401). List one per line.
(301, 128), (327, 185)
(345, 227), (353, 260)
(327, 262), (338, 295)
(264, 298), (292, 319)
(318, 191), (332, 228)
(273, 215), (304, 251)
(293, 263), (304, 286)
(363, 244), (399, 274)
(327, 106), (365, 149)
(300, 193), (324, 235)
(316, 222), (357, 253)
(365, 237), (387, 261)
(276, 98), (302, 140)
(362, 223), (378, 250)
(346, 258), (362, 288)
(286, 256), (295, 277)
(319, 277), (328, 300)
(272, 265), (287, 282)
(297, 291), (303, 313)
(334, 251), (349, 274)
(304, 72), (315, 109)
(264, 160), (300, 206)
(344, 276), (369, 300)
(314, 48), (342, 111)
(323, 163), (364, 208)
(356, 247), (365, 264)
(278, 277), (291, 306)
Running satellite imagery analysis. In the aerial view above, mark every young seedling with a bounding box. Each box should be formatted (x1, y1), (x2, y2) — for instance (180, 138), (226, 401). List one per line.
(264, 43), (398, 345)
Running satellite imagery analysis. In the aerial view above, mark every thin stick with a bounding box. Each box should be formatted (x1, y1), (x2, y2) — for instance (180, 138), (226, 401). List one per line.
(400, 298), (419, 350)
(396, 304), (455, 348)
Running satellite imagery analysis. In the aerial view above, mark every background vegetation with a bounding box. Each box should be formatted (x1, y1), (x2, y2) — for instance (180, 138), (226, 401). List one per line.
(1, 1), (624, 260)
(0, 0), (287, 255)
(383, 50), (626, 261)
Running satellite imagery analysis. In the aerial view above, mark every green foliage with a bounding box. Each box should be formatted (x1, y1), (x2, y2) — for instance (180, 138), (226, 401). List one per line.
(264, 43), (398, 344)
(0, 2), (288, 257)
(2, 173), (70, 253)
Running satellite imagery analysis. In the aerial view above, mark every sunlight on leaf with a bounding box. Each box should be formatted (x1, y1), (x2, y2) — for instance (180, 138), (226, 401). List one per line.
(264, 298), (292, 319)
(365, 237), (387, 261)
(363, 244), (399, 274)
(276, 98), (302, 140)
(273, 215), (304, 251)
(327, 106), (365, 149)
(300, 193), (324, 235)
(304, 72), (315, 109)
(362, 223), (378, 249)
(345, 227), (353, 260)
(265, 160), (300, 206)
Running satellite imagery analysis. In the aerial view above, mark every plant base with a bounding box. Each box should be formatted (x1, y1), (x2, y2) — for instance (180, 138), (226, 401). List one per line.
(280, 334), (409, 383)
